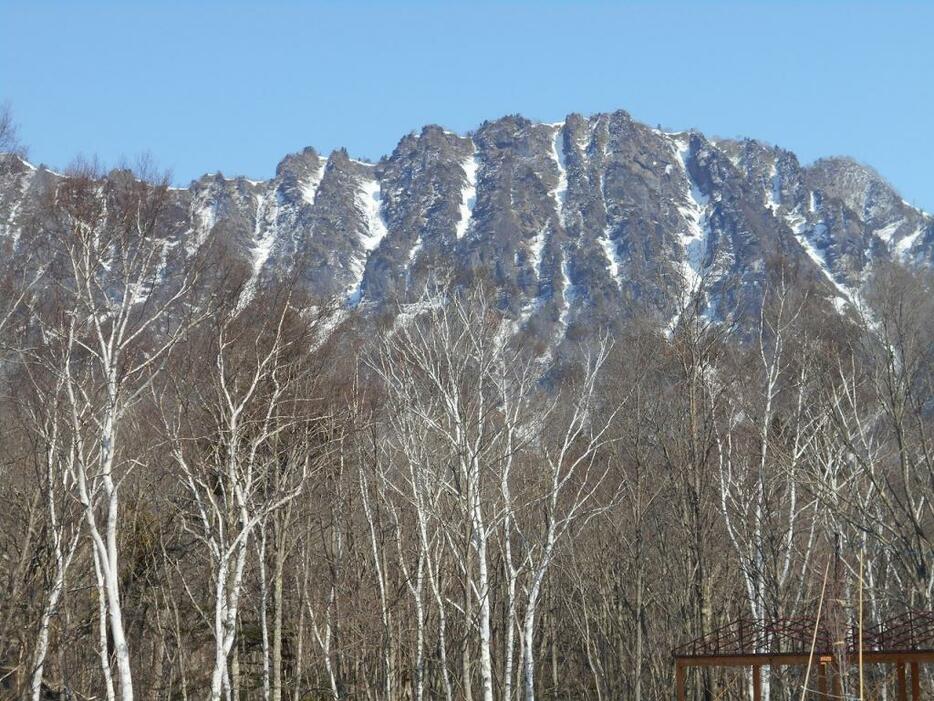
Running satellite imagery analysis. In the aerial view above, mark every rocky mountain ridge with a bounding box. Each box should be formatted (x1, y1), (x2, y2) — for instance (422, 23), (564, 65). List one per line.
(1, 109), (931, 350)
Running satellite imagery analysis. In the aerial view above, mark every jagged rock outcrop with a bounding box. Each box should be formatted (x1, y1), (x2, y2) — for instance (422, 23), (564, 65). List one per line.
(1, 109), (931, 352)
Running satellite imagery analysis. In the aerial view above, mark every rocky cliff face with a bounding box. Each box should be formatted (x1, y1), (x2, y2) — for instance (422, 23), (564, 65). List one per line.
(1, 109), (931, 350)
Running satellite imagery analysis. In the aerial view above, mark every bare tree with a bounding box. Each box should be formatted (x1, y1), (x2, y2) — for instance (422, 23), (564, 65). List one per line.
(159, 294), (317, 701)
(368, 286), (507, 701)
(30, 161), (200, 701)
(370, 284), (622, 701)
(713, 281), (819, 700)
(16, 358), (84, 701)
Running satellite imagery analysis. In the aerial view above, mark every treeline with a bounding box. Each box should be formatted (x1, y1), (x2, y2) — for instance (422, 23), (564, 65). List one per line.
(0, 154), (931, 701)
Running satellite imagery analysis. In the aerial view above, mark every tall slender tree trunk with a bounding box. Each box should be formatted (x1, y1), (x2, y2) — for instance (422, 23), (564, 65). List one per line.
(149, 631), (165, 701)
(258, 527), (271, 701)
(93, 551), (117, 701)
(471, 493), (494, 701)
(230, 636), (240, 701)
(462, 561), (474, 701)
(31, 494), (79, 701)
(272, 536), (286, 701)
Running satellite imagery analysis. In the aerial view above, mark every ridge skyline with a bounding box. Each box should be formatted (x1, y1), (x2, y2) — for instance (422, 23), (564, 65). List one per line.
(10, 108), (928, 215)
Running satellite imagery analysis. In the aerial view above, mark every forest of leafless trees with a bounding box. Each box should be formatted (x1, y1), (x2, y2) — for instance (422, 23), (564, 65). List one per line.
(0, 118), (932, 700)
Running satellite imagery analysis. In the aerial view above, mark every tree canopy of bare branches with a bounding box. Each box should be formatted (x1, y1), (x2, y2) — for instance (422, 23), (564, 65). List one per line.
(0, 152), (929, 701)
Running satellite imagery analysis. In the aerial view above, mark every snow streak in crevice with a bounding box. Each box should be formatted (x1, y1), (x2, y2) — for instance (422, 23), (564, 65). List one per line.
(784, 206), (854, 308)
(456, 144), (479, 239)
(301, 160), (327, 206)
(895, 224), (925, 259)
(599, 233), (622, 289)
(3, 171), (34, 248)
(668, 135), (711, 332)
(251, 190), (280, 276)
(186, 187), (218, 256)
(874, 220), (902, 246)
(518, 226), (549, 327)
(536, 248), (574, 365)
(408, 238), (423, 264)
(595, 119), (622, 290)
(347, 171), (389, 306)
(765, 162), (781, 213)
(237, 187), (282, 311)
(550, 125), (568, 226)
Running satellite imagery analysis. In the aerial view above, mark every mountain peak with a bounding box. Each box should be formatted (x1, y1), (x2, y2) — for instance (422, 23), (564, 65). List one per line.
(1, 107), (929, 353)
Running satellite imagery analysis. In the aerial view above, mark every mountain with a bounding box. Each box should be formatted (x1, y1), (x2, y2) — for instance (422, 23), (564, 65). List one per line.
(1, 109), (931, 350)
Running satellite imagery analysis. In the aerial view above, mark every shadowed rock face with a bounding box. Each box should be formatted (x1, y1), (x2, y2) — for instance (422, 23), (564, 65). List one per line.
(1, 109), (931, 349)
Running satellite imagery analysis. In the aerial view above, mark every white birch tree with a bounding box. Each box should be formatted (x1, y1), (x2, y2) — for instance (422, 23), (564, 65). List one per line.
(159, 296), (316, 701)
(33, 163), (199, 701)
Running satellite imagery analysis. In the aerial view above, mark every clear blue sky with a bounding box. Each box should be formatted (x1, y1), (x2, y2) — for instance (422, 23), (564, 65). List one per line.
(2, 1), (932, 208)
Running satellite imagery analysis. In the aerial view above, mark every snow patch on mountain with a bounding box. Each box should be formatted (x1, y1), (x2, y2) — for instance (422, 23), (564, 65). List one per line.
(235, 188), (283, 310)
(798, 228), (852, 303)
(3, 171), (33, 247)
(303, 305), (348, 351)
(550, 125), (568, 225)
(356, 175), (389, 253)
(408, 237), (423, 264)
(186, 190), (218, 256)
(518, 226), (549, 327)
(301, 161), (327, 205)
(346, 174), (389, 306)
(600, 229), (622, 289)
(895, 225), (925, 259)
(672, 137), (711, 300)
(456, 148), (479, 239)
(766, 163), (781, 212)
(874, 220), (902, 245)
(785, 211), (854, 306)
(251, 190), (279, 275)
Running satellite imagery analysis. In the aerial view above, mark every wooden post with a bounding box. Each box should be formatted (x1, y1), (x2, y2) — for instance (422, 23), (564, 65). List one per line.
(831, 659), (843, 700)
(752, 665), (761, 701)
(675, 660), (685, 701)
(911, 661), (921, 701)
(897, 661), (908, 701)
(817, 663), (827, 698)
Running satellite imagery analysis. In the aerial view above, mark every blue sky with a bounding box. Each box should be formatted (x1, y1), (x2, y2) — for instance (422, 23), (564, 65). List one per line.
(2, 1), (932, 208)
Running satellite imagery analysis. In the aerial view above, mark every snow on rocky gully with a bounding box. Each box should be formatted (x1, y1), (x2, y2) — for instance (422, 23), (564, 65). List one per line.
(456, 146), (479, 240)
(346, 172), (389, 306)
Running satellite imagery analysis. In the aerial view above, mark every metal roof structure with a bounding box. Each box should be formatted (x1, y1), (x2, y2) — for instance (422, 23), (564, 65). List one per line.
(673, 610), (934, 700)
